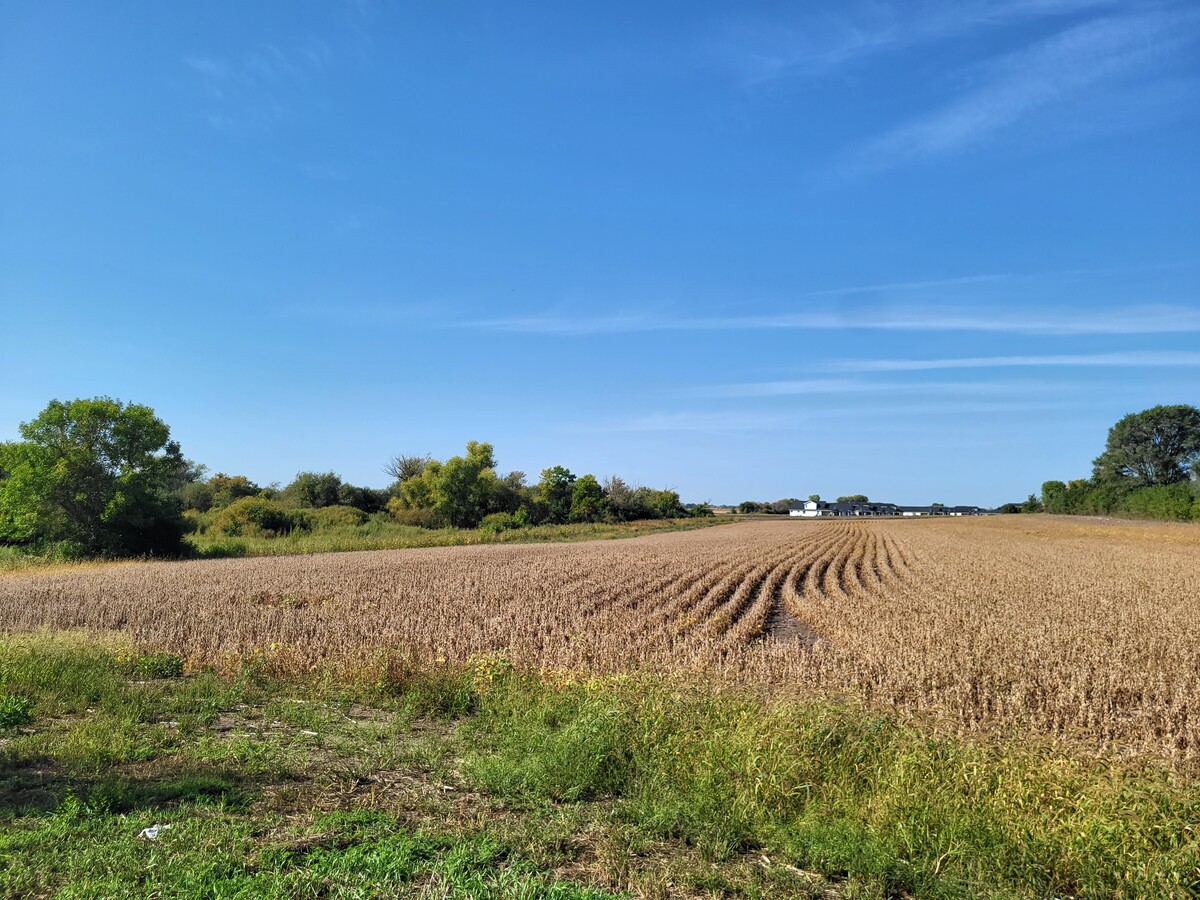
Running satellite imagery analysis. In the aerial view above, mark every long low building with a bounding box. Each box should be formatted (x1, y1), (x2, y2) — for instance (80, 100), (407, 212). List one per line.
(788, 499), (987, 517)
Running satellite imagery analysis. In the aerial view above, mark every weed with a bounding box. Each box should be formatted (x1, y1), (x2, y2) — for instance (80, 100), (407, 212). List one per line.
(135, 652), (184, 679)
(0, 693), (34, 729)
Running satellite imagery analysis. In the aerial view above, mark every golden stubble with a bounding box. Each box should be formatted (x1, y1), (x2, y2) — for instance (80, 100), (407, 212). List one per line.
(2, 515), (1198, 760)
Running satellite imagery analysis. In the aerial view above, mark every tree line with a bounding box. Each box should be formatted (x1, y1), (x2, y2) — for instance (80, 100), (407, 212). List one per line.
(1028, 405), (1200, 522)
(0, 397), (710, 559)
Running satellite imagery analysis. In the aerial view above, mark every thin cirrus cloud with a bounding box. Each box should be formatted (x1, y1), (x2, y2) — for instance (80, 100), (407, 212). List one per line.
(577, 398), (1083, 436)
(472, 304), (1200, 337)
(571, 411), (795, 434)
(846, 6), (1200, 172)
(725, 0), (1121, 85)
(829, 351), (1200, 372)
(183, 38), (333, 133)
(693, 378), (1066, 399)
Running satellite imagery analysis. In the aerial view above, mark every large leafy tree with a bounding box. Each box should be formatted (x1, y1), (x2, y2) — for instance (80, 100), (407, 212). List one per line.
(281, 471), (344, 508)
(569, 474), (605, 523)
(535, 465), (576, 524)
(431, 441), (498, 528)
(1092, 405), (1200, 486)
(388, 441), (500, 528)
(0, 398), (190, 555)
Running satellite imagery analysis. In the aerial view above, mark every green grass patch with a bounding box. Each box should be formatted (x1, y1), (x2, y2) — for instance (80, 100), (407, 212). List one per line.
(4, 632), (1200, 898)
(185, 516), (730, 559)
(465, 675), (1200, 898)
(3, 517), (730, 570)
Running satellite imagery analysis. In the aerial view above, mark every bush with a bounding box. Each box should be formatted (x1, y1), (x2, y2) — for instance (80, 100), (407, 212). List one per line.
(478, 512), (522, 534)
(196, 539), (247, 559)
(297, 505), (366, 530)
(1078, 479), (1132, 515)
(0, 693), (34, 729)
(34, 540), (88, 562)
(386, 501), (445, 529)
(181, 509), (213, 534)
(1120, 484), (1194, 521)
(208, 497), (299, 538)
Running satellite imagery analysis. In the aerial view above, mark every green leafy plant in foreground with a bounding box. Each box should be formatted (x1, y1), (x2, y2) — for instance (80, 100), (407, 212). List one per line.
(0, 693), (34, 729)
(134, 652), (185, 679)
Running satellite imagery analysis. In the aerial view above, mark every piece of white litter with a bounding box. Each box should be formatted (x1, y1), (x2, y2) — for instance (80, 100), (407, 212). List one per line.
(138, 824), (172, 840)
(300, 730), (318, 736)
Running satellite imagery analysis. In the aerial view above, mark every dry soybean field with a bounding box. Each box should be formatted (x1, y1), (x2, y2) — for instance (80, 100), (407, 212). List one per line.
(3, 515), (1199, 761)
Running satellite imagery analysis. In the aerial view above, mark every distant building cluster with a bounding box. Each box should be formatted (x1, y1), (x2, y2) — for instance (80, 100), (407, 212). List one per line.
(788, 499), (988, 518)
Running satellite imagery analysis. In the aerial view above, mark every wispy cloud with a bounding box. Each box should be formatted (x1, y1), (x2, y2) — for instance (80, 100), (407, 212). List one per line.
(571, 411), (794, 434)
(693, 378), (1066, 399)
(830, 351), (1200, 372)
(183, 38), (334, 134)
(847, 6), (1200, 172)
(803, 274), (1006, 297)
(721, 0), (1121, 85)
(472, 303), (1200, 337)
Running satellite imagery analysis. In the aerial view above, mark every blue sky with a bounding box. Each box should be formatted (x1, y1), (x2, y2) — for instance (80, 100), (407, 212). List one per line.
(2, 1), (1198, 506)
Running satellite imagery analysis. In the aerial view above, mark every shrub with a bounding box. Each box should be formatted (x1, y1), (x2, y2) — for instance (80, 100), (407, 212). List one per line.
(386, 501), (444, 529)
(36, 540), (88, 562)
(1120, 484), (1194, 522)
(208, 497), (299, 538)
(298, 505), (366, 531)
(1078, 479), (1132, 515)
(181, 509), (212, 534)
(196, 539), (247, 559)
(478, 512), (522, 534)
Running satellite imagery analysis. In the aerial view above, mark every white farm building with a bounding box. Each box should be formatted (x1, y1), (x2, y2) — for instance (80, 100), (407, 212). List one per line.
(788, 500), (986, 518)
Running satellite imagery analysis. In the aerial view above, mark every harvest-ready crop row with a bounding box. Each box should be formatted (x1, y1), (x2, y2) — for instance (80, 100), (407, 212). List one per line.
(3, 516), (1198, 759)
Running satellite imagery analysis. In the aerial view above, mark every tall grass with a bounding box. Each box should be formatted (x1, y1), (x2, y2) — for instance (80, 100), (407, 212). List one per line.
(185, 516), (728, 558)
(467, 674), (1200, 897)
(4, 632), (1199, 897)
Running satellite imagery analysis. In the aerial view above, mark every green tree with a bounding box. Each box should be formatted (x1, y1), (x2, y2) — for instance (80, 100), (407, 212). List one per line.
(1121, 484), (1195, 522)
(569, 474), (605, 523)
(536, 466), (576, 524)
(391, 461), (439, 514)
(209, 473), (260, 508)
(1093, 405), (1200, 486)
(837, 494), (869, 503)
(634, 487), (686, 519)
(182, 472), (262, 512)
(337, 483), (390, 514)
(0, 397), (189, 555)
(281, 471), (343, 508)
(603, 475), (635, 521)
(490, 470), (529, 516)
(384, 442), (501, 528)
(1041, 480), (1068, 513)
(431, 441), (498, 528)
(384, 454), (431, 485)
